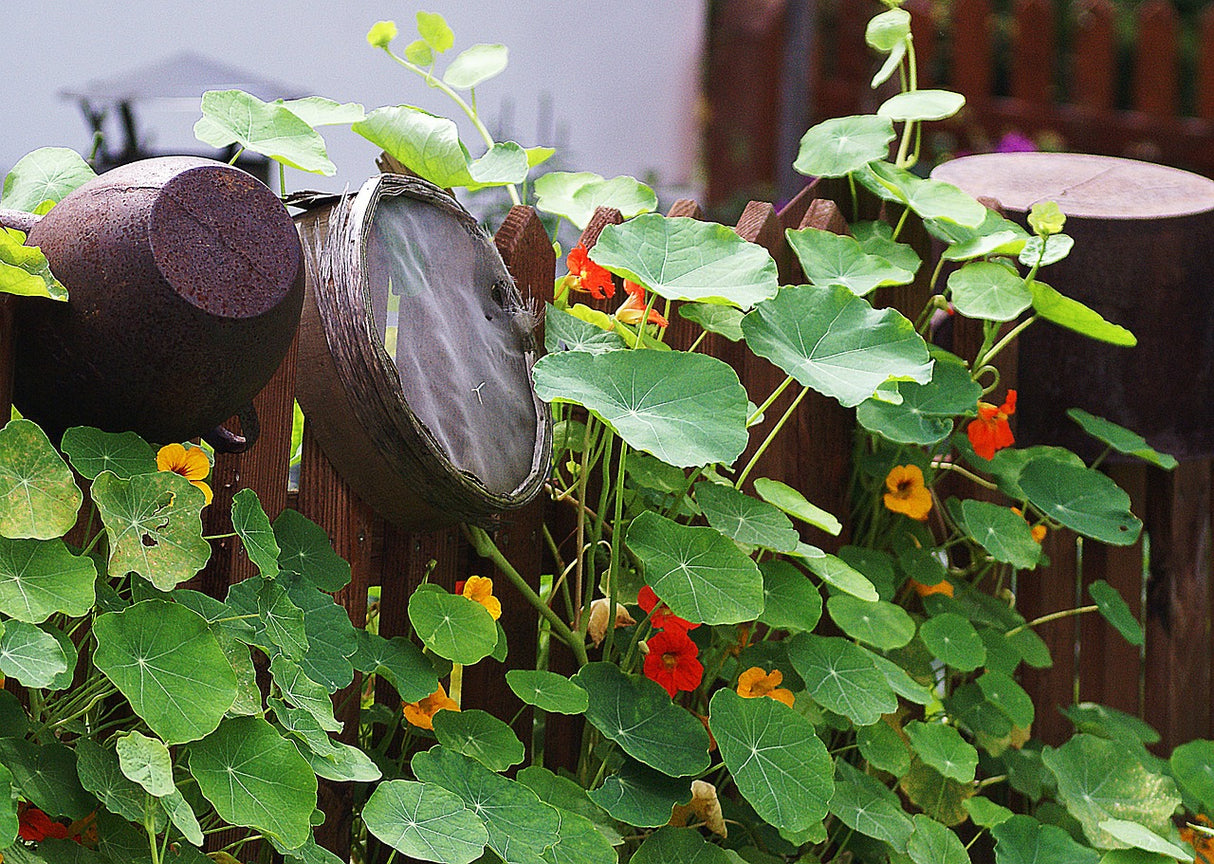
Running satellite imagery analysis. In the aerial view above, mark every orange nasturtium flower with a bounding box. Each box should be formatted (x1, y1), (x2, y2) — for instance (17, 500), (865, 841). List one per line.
(1181, 814), (1214, 864)
(156, 443), (213, 505)
(402, 682), (460, 730)
(456, 575), (501, 621)
(909, 578), (954, 598)
(564, 243), (615, 300)
(967, 390), (1017, 461)
(615, 280), (669, 328)
(883, 464), (932, 521)
(736, 666), (795, 707)
(1012, 507), (1047, 544)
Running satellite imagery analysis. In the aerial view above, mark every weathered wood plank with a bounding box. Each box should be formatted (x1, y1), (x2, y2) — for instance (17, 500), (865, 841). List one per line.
(1074, 0), (1117, 111)
(1133, 0), (1179, 117)
(1011, 0), (1056, 104)
(951, 0), (993, 106)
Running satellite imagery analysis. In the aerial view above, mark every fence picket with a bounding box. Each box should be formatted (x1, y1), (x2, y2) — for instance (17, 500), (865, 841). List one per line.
(1011, 0), (1057, 104)
(1074, 0), (1117, 111)
(951, 0), (994, 105)
(1200, 6), (1214, 120)
(1134, 0), (1180, 117)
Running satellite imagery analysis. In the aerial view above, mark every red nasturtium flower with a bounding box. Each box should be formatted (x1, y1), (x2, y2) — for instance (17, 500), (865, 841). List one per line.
(883, 464), (932, 521)
(637, 585), (698, 633)
(643, 627), (703, 697)
(18, 803), (70, 842)
(967, 390), (1017, 460)
(615, 280), (668, 328)
(564, 243), (615, 300)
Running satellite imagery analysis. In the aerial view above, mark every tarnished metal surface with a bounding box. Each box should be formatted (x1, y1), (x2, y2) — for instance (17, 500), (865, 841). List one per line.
(12, 156), (304, 445)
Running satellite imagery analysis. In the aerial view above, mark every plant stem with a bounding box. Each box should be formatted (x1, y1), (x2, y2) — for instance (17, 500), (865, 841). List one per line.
(929, 460), (999, 490)
(749, 375), (796, 427)
(736, 386), (810, 489)
(571, 419), (595, 632)
(974, 314), (1039, 370)
(1005, 605), (1099, 637)
(602, 443), (630, 659)
(463, 525), (588, 666)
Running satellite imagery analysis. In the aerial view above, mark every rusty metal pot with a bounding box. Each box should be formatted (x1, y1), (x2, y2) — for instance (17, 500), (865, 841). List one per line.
(0, 156), (304, 450)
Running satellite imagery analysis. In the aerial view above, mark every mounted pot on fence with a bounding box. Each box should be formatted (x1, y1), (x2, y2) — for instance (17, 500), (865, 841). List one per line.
(932, 152), (1214, 461)
(292, 175), (551, 531)
(0, 156), (304, 451)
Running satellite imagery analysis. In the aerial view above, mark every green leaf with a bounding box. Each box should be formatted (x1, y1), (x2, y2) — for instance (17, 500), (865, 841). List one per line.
(867, 8), (912, 50)
(75, 738), (157, 826)
(0, 537), (95, 623)
(544, 303), (626, 355)
(908, 814), (971, 864)
(591, 215), (779, 309)
(1172, 740), (1214, 812)
(1098, 820), (1191, 859)
(858, 720), (912, 777)
(1068, 409), (1177, 470)
(977, 671), (1035, 727)
(278, 96), (365, 126)
(965, 796), (1014, 827)
(785, 227), (915, 296)
(1019, 459), (1141, 546)
(259, 578), (309, 661)
(443, 43), (508, 89)
(505, 669), (588, 715)
(573, 662), (710, 777)
(60, 427), (156, 480)
(857, 355), (979, 445)
(827, 594), (915, 649)
(363, 780), (489, 864)
(1062, 702), (1158, 746)
(2, 147), (95, 211)
(853, 220), (923, 273)
(270, 654), (341, 732)
(434, 709), (525, 772)
(352, 630), (438, 703)
(905, 721), (979, 783)
(468, 141), (529, 185)
(801, 552), (879, 602)
(281, 576), (358, 691)
(920, 612), (986, 671)
(900, 760), (973, 826)
(962, 500), (1042, 569)
(93, 470), (210, 590)
(0, 619), (66, 688)
(679, 302), (746, 342)
(1042, 735), (1181, 848)
(1019, 233), (1074, 267)
(0, 419), (81, 540)
(94, 600), (236, 744)
(525, 146), (555, 168)
(273, 508), (351, 592)
(786, 633), (898, 725)
(516, 766), (623, 847)
(936, 210), (1030, 262)
(753, 478), (841, 535)
(830, 758), (913, 849)
(412, 746), (562, 864)
(1088, 580), (1144, 646)
(742, 283), (934, 408)
(533, 172), (658, 229)
(991, 814), (1100, 864)
(861, 161), (988, 227)
(231, 489), (280, 579)
(195, 90), (336, 175)
(405, 38), (434, 65)
(116, 730), (175, 797)
(758, 560), (822, 632)
(632, 827), (734, 864)
(353, 106), (478, 188)
(878, 89), (967, 122)
(533, 350), (749, 468)
(0, 228), (67, 300)
(188, 716), (317, 851)
(417, 11), (455, 52)
(161, 790), (203, 848)
(409, 584), (498, 664)
(0, 762), (15, 848)
(627, 511), (763, 625)
(1029, 280), (1137, 346)
(0, 738), (96, 820)
(269, 697), (375, 783)
(710, 688), (833, 834)
(793, 115), (896, 178)
(587, 757), (691, 827)
(948, 261), (1032, 322)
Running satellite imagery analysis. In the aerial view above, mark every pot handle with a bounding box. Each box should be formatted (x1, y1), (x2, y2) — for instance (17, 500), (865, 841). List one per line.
(203, 403), (261, 455)
(0, 209), (40, 234)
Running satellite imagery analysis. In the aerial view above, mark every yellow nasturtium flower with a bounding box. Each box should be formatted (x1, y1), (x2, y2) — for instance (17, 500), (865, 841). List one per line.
(1028, 201), (1065, 237)
(366, 20), (397, 49)
(883, 464), (931, 521)
(156, 443), (213, 505)
(736, 666), (795, 707)
(460, 575), (502, 621)
(403, 682), (459, 730)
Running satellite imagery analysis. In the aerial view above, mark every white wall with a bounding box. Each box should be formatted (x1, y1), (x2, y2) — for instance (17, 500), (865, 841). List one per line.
(3, 0), (706, 204)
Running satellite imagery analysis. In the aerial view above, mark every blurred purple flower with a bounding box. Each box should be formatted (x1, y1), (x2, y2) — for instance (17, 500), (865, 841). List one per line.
(995, 131), (1037, 153)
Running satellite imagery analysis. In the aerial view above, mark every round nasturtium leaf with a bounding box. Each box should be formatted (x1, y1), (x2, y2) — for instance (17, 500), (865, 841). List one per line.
(93, 600), (237, 744)
(907, 814), (970, 864)
(793, 115), (896, 179)
(0, 620), (67, 689)
(544, 303), (627, 355)
(632, 827), (734, 864)
(273, 508), (352, 592)
(587, 757), (691, 828)
(533, 171), (657, 230)
(696, 482), (800, 552)
(678, 302), (745, 342)
(443, 42), (509, 89)
(188, 716), (317, 851)
(0, 737), (96, 821)
(408, 584), (498, 665)
(878, 89), (967, 122)
(433, 709), (525, 773)
(0, 419), (82, 540)
(861, 161), (988, 228)
(961, 499), (1042, 570)
(1098, 818), (1192, 859)
(857, 356), (979, 446)
(827, 594), (915, 650)
(363, 780), (488, 864)
(353, 630), (438, 703)
(919, 612), (986, 672)
(991, 815), (1100, 864)
(759, 560), (822, 633)
(196, 89), (336, 175)
(60, 427), (156, 481)
(626, 510), (763, 625)
(710, 688), (833, 834)
(1170, 740), (1214, 813)
(858, 720), (911, 778)
(964, 796), (1014, 828)
(785, 633), (898, 725)
(1088, 580), (1144, 646)
(532, 350), (749, 468)
(853, 221), (922, 273)
(115, 730), (175, 798)
(505, 669), (589, 715)
(76, 738), (161, 827)
(936, 209), (1030, 261)
(0, 537), (95, 623)
(741, 283), (934, 409)
(785, 227), (915, 297)
(353, 106), (476, 189)
(947, 261), (1032, 322)
(591, 214), (779, 310)
(1018, 459), (1142, 546)
(830, 758), (914, 850)
(1067, 408), (1178, 470)
(232, 488), (279, 580)
(573, 663), (710, 778)
(1019, 233), (1075, 267)
(977, 670), (1035, 728)
(904, 721), (979, 783)
(2, 147), (95, 213)
(801, 552), (878, 602)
